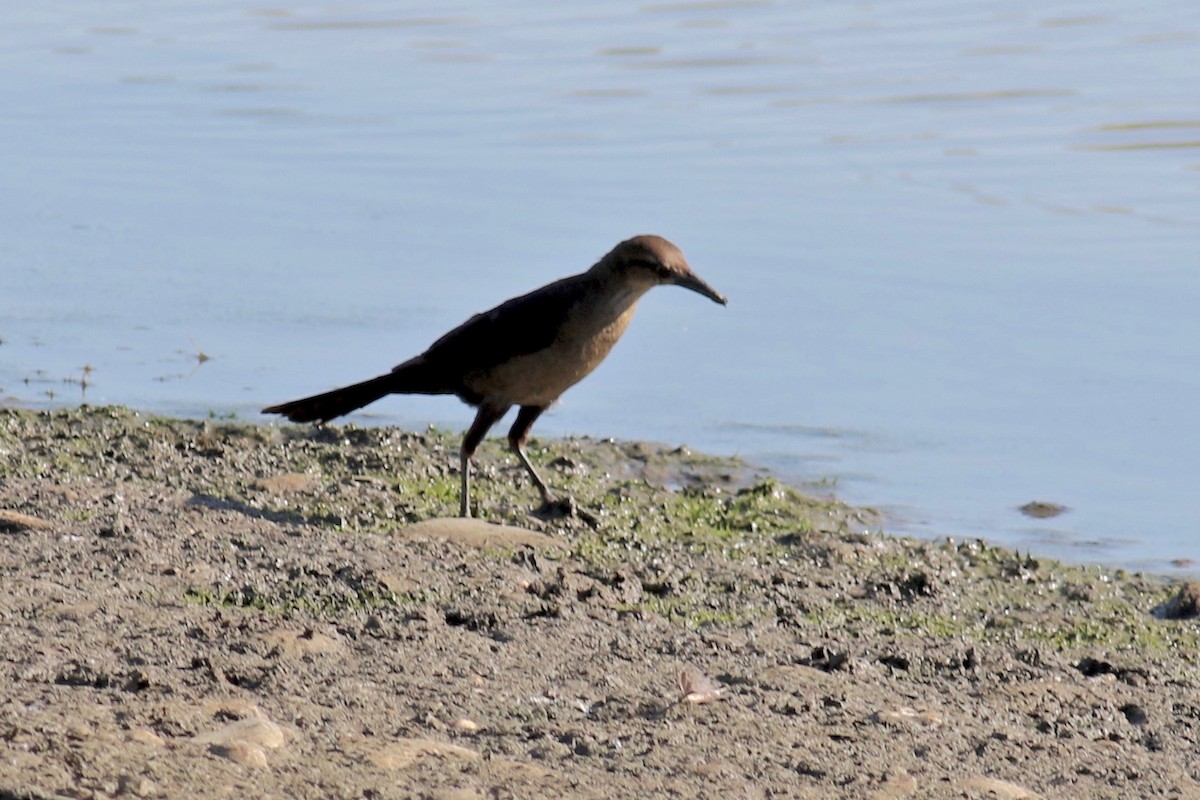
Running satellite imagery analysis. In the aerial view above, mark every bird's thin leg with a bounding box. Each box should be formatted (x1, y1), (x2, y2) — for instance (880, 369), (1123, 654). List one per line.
(459, 450), (470, 519)
(508, 405), (552, 503)
(460, 401), (510, 518)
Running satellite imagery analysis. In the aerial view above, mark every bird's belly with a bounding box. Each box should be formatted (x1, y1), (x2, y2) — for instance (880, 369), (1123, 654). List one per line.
(464, 305), (635, 407)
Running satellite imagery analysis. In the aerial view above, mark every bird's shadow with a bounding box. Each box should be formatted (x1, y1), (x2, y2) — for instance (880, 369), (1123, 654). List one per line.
(185, 492), (317, 528)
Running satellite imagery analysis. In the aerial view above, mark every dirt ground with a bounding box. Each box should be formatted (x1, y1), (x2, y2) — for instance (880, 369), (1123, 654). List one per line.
(1, 406), (1198, 799)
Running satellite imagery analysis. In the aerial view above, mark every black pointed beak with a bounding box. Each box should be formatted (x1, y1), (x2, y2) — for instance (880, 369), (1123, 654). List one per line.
(675, 271), (727, 305)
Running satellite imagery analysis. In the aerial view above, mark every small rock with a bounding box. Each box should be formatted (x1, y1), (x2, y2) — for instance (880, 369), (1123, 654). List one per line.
(871, 767), (918, 800)
(1121, 703), (1149, 726)
(66, 721), (93, 740)
(428, 790), (485, 800)
(961, 776), (1042, 799)
(1018, 501), (1067, 519)
(809, 646), (853, 672)
(193, 709), (285, 769)
(872, 706), (944, 728)
(677, 665), (729, 705)
(56, 659), (111, 689)
(201, 698), (264, 719)
(0, 508), (53, 532)
(116, 774), (156, 797)
(251, 473), (318, 494)
(1161, 581), (1200, 619)
(377, 570), (418, 595)
(99, 513), (128, 538)
(210, 740), (269, 769)
(52, 602), (99, 622)
(195, 716), (286, 749)
(126, 728), (165, 747)
(263, 627), (343, 658)
(400, 517), (564, 550)
(365, 737), (480, 771)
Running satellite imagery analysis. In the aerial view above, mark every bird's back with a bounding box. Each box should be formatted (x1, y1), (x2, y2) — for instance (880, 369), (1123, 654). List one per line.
(396, 271), (643, 407)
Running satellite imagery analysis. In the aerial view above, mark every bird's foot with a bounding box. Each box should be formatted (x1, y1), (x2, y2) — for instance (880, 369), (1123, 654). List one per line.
(533, 495), (597, 526)
(535, 495), (575, 519)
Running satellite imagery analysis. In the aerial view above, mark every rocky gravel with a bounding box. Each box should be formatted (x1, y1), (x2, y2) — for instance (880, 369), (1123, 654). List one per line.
(1, 406), (1198, 799)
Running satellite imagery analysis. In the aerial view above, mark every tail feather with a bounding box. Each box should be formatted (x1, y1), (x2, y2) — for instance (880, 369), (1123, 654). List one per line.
(262, 373), (398, 423)
(263, 357), (458, 423)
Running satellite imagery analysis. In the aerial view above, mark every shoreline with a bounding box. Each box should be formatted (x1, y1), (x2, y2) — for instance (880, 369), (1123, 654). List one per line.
(2, 405), (1198, 798)
(4, 397), (1192, 578)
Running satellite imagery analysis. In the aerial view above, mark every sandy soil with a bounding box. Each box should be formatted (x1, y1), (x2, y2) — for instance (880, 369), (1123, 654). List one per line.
(1, 406), (1198, 799)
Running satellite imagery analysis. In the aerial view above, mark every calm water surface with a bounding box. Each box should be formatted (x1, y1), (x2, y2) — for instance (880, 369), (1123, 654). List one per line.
(3, 1), (1198, 573)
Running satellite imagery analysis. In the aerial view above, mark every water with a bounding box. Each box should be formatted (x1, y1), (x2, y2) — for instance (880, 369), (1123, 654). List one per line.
(3, 1), (1198, 575)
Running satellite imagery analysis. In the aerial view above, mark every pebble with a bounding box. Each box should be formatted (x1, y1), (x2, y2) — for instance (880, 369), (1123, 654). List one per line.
(0, 508), (54, 532)
(870, 767), (918, 799)
(116, 773), (156, 796)
(1162, 581), (1200, 619)
(262, 627), (343, 658)
(399, 518), (564, 550)
(195, 716), (286, 750)
(251, 473), (319, 494)
(210, 740), (270, 769)
(367, 737), (480, 771)
(126, 728), (165, 748)
(872, 706), (945, 728)
(961, 776), (1042, 799)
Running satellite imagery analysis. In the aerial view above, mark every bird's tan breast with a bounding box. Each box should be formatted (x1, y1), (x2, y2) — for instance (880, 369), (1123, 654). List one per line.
(463, 292), (640, 407)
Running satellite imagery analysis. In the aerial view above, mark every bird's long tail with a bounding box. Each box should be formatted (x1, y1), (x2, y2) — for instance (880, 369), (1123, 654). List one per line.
(262, 374), (397, 423)
(263, 359), (450, 423)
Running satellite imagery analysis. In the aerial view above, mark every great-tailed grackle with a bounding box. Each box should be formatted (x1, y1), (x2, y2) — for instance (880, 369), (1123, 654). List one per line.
(262, 234), (726, 517)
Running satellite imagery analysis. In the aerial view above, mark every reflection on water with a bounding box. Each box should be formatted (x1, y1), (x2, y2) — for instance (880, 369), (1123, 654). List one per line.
(1081, 119), (1200, 152)
(263, 17), (473, 31)
(2, 0), (1198, 575)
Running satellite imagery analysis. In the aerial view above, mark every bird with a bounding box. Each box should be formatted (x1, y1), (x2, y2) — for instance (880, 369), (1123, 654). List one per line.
(262, 234), (726, 518)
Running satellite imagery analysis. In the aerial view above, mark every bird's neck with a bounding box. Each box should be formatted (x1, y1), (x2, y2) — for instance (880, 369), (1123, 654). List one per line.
(587, 262), (657, 298)
(589, 272), (652, 318)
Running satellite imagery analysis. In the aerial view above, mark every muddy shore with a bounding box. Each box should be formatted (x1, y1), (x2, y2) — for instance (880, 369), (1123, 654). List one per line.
(1, 405), (1197, 799)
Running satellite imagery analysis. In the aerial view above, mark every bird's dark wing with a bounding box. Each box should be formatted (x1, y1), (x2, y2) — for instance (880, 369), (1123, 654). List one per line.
(394, 273), (591, 377)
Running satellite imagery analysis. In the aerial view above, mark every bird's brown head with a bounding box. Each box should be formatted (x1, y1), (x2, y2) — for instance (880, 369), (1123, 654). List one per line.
(597, 234), (727, 305)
